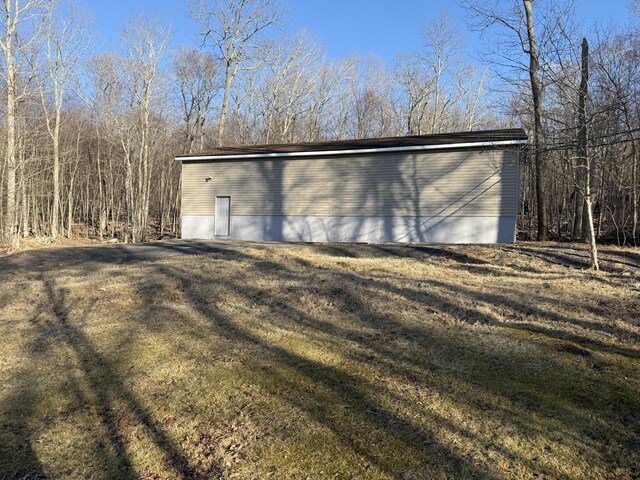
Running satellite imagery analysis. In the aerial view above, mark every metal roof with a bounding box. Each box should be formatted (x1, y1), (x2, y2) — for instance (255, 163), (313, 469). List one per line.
(176, 128), (527, 161)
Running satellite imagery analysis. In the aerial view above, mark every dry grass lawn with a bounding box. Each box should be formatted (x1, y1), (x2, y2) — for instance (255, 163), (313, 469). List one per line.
(0, 240), (639, 479)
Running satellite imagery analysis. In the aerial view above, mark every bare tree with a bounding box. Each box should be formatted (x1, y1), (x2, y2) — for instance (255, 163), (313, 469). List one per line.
(121, 18), (170, 242)
(592, 32), (639, 245)
(301, 59), (349, 141)
(397, 14), (482, 136)
(0, 0), (47, 246)
(343, 55), (395, 139)
(577, 38), (599, 270)
(396, 53), (434, 135)
(190, 0), (282, 145)
(174, 47), (218, 154)
(81, 16), (169, 245)
(82, 53), (126, 240)
(34, 1), (88, 239)
(462, 0), (575, 241)
(256, 32), (318, 143)
(423, 13), (463, 134)
(522, 0), (548, 241)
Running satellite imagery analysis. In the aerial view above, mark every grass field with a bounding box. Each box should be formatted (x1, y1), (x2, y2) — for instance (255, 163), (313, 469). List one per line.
(1, 240), (639, 479)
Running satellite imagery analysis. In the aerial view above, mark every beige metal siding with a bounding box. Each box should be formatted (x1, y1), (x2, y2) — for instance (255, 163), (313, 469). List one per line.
(181, 148), (520, 217)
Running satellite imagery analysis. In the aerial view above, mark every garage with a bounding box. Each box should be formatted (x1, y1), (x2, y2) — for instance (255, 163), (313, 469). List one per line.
(176, 129), (527, 243)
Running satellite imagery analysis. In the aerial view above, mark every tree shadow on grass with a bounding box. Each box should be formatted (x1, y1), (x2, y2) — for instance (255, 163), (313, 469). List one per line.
(286, 254), (640, 352)
(270, 253), (636, 457)
(0, 377), (47, 479)
(508, 245), (640, 271)
(2, 241), (639, 478)
(0, 272), (212, 480)
(424, 277), (640, 350)
(312, 243), (491, 265)
(0, 240), (248, 275)
(147, 262), (498, 479)
(256, 256), (640, 471)
(146, 252), (640, 478)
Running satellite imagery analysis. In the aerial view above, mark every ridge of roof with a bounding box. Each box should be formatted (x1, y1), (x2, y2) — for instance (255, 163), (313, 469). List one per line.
(176, 128), (527, 160)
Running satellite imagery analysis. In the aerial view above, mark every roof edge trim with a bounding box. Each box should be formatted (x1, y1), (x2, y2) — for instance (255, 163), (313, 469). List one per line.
(175, 139), (528, 162)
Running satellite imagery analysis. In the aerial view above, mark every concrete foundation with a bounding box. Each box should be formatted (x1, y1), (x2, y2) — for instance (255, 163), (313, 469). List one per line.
(181, 215), (516, 244)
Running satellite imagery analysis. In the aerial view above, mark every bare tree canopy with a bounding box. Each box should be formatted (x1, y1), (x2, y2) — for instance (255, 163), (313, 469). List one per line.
(190, 0), (282, 144)
(0, 0), (638, 248)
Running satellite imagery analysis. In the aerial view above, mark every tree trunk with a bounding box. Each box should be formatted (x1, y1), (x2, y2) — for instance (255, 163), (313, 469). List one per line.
(20, 157), (27, 237)
(217, 60), (234, 145)
(523, 0), (549, 241)
(3, 2), (18, 247)
(572, 160), (584, 241)
(633, 143), (638, 245)
(51, 109), (61, 238)
(577, 38), (599, 271)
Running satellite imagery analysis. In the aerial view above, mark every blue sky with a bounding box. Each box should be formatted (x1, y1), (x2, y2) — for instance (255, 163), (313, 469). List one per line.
(85, 0), (633, 62)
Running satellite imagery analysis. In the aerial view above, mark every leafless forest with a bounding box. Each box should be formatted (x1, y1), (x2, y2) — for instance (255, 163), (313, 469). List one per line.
(0, 0), (638, 248)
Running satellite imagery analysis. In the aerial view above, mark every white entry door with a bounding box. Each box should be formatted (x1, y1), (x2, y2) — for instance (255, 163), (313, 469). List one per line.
(215, 196), (231, 236)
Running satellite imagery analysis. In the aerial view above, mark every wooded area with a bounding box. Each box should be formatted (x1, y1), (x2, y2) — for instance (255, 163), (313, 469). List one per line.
(0, 0), (638, 249)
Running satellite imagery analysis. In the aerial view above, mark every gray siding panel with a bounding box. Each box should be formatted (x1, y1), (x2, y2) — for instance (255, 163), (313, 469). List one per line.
(181, 148), (520, 220)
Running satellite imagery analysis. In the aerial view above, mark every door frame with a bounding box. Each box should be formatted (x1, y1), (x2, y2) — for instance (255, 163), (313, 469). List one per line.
(214, 195), (231, 236)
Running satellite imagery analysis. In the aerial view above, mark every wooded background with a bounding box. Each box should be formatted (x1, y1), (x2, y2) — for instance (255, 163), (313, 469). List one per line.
(0, 0), (638, 247)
